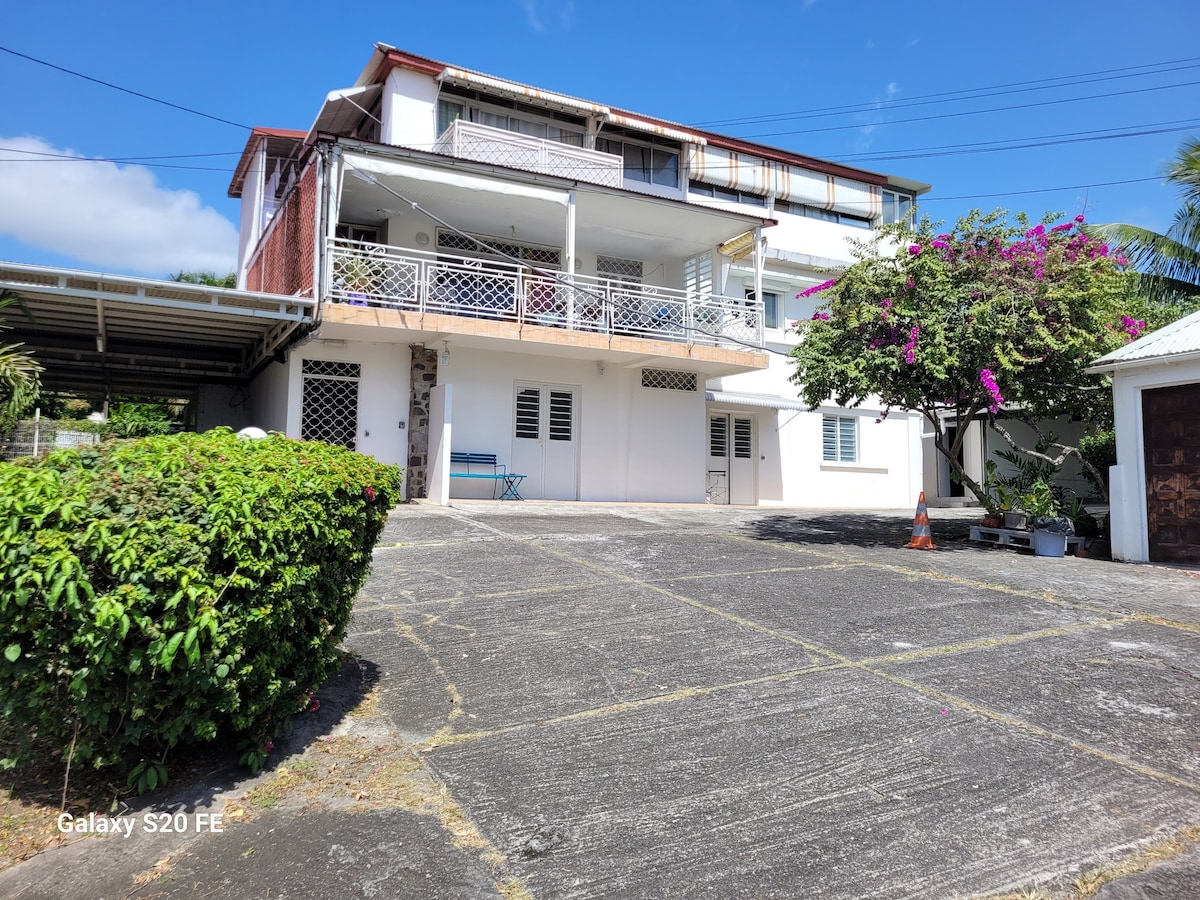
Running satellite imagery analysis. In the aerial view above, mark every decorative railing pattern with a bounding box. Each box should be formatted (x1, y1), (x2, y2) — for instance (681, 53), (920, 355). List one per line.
(327, 239), (763, 350)
(432, 119), (624, 188)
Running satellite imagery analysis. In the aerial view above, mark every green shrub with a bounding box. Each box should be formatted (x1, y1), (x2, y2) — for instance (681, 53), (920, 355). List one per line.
(1078, 430), (1117, 497)
(0, 429), (402, 782)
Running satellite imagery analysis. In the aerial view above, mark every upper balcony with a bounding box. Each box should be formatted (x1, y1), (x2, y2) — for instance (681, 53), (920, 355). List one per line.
(433, 119), (623, 188)
(326, 238), (764, 351)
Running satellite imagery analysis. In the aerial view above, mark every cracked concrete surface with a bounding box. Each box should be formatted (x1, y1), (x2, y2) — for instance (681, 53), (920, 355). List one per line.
(3, 502), (1198, 899)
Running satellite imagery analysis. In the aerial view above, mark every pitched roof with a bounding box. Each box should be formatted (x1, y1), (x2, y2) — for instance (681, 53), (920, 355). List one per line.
(1089, 307), (1200, 371)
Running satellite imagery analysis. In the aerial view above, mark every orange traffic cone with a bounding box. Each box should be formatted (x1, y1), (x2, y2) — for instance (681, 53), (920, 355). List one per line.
(905, 492), (936, 550)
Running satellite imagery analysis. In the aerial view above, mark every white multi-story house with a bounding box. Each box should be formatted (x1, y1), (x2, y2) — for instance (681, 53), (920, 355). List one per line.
(231, 44), (929, 506)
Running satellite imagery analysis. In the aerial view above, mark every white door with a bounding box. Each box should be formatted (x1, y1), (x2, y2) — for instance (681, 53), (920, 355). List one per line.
(707, 414), (729, 503)
(730, 416), (756, 505)
(511, 383), (578, 500)
(707, 413), (756, 505)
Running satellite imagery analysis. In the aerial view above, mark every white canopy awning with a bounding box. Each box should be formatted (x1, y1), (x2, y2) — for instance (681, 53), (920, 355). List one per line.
(705, 390), (809, 411)
(342, 152), (571, 207)
(308, 85), (384, 140)
(438, 68), (610, 117)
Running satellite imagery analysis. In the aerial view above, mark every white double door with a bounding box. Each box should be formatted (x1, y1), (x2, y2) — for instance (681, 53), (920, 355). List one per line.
(707, 412), (756, 505)
(511, 382), (578, 500)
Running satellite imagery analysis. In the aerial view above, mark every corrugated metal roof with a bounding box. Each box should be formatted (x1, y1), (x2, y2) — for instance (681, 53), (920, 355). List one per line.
(705, 390), (809, 411)
(1090, 308), (1200, 371)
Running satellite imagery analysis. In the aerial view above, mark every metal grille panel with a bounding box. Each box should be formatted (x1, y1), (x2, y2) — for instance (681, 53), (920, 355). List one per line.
(706, 470), (728, 504)
(437, 230), (560, 267)
(642, 368), (697, 392)
(302, 361), (360, 450)
(597, 255), (643, 283)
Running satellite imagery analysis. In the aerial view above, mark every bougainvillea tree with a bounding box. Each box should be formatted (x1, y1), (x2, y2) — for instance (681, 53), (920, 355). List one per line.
(789, 209), (1163, 511)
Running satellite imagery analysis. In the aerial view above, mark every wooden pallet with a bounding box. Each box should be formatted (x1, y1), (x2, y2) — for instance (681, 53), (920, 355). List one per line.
(969, 525), (1085, 552)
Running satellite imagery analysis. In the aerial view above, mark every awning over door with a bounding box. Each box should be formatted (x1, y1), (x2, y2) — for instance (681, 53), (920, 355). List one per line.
(705, 390), (808, 410)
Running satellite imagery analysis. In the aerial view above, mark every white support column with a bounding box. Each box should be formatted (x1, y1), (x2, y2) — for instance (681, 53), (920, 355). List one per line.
(565, 190), (577, 327)
(428, 384), (453, 506)
(752, 227), (764, 343)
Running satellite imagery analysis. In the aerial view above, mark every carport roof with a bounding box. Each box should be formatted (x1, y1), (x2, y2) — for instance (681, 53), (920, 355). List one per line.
(0, 261), (315, 398)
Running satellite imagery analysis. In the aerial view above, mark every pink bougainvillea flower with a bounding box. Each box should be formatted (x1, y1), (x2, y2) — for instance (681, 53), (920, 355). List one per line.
(308, 699), (321, 712)
(1075, 214), (1086, 223)
(811, 311), (831, 321)
(364, 485), (376, 502)
(264, 740), (275, 752)
(908, 244), (922, 255)
(979, 368), (1004, 414)
(798, 278), (838, 298)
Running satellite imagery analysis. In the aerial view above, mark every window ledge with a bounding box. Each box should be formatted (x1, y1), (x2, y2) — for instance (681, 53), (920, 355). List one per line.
(820, 463), (889, 474)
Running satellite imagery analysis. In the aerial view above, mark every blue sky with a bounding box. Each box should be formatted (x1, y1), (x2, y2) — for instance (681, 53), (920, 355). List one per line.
(2, 0), (1198, 278)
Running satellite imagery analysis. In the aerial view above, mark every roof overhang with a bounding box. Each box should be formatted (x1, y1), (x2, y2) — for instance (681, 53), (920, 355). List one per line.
(0, 262), (315, 398)
(307, 84), (384, 142)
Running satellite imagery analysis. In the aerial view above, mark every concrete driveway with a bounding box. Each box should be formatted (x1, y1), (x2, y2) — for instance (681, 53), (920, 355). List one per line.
(347, 503), (1200, 898)
(3, 502), (1197, 899)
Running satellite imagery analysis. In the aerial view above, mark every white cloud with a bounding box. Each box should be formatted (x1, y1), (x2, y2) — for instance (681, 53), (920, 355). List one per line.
(853, 83), (901, 152)
(0, 136), (237, 275)
(519, 0), (546, 31)
(802, 0), (817, 9)
(518, 0), (576, 31)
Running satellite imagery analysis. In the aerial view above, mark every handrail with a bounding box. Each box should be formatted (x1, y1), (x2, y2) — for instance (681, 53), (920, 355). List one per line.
(326, 238), (763, 349)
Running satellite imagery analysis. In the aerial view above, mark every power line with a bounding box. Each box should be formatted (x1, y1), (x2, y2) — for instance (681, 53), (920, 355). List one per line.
(739, 78), (1200, 139)
(0, 146), (240, 162)
(836, 119), (1200, 164)
(921, 176), (1163, 203)
(343, 160), (790, 357)
(0, 44), (251, 130)
(697, 56), (1200, 128)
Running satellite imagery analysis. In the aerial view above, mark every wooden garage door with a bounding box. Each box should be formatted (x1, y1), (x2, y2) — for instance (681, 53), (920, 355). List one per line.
(1142, 383), (1200, 563)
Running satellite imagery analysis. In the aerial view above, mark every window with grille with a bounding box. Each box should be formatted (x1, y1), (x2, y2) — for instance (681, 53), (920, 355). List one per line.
(641, 368), (697, 392)
(822, 414), (858, 463)
(549, 391), (573, 441)
(734, 419), (753, 459)
(515, 388), (540, 439)
(710, 416), (728, 458)
(597, 255), (643, 284)
(301, 360), (361, 450)
(437, 230), (560, 267)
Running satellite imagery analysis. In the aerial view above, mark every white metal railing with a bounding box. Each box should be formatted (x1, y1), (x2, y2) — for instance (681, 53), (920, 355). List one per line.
(432, 119), (624, 188)
(326, 239), (764, 349)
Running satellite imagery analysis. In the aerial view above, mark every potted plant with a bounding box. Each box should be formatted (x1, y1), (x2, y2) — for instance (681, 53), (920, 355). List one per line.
(333, 254), (376, 305)
(1019, 479), (1073, 557)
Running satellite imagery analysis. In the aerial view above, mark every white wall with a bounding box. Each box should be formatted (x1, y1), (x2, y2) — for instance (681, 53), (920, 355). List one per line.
(236, 142), (266, 289)
(1108, 358), (1200, 562)
(435, 347), (705, 502)
(381, 68), (439, 149)
(248, 359), (290, 433)
(195, 384), (253, 433)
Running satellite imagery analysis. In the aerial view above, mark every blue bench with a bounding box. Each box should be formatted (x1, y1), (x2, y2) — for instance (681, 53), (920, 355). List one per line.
(449, 452), (527, 501)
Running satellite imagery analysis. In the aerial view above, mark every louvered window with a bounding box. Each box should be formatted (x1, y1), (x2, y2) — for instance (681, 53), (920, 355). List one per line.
(710, 416), (728, 458)
(734, 418), (753, 459)
(822, 415), (858, 463)
(549, 391), (573, 441)
(515, 388), (540, 439)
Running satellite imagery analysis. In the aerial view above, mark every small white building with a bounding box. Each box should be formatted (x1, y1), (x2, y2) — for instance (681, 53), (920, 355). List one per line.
(1089, 309), (1200, 563)
(229, 44), (931, 507)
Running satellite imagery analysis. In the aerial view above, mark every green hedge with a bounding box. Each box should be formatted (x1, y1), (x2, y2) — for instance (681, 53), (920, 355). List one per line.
(0, 430), (403, 781)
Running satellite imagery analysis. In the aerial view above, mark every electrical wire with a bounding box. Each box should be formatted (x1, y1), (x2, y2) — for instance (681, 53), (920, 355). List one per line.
(0, 44), (251, 130)
(739, 78), (1200, 139)
(920, 176), (1163, 203)
(0, 146), (240, 161)
(696, 56), (1200, 128)
(343, 159), (793, 357)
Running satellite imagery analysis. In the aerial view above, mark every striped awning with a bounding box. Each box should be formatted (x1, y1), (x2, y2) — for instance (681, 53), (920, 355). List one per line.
(718, 230), (757, 262)
(689, 146), (882, 219)
(605, 112), (706, 146)
(437, 68), (610, 117)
